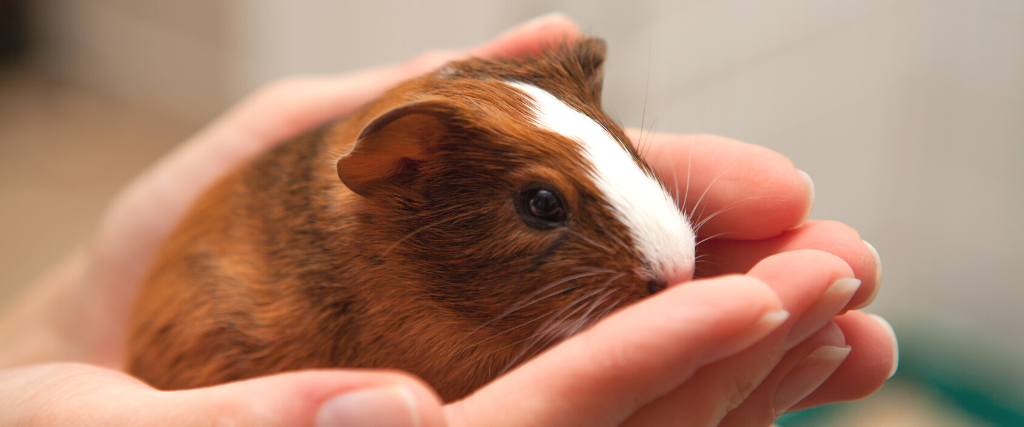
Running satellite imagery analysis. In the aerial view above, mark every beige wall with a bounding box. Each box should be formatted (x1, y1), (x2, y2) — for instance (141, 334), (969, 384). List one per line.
(29, 0), (230, 124)
(15, 1), (1024, 352)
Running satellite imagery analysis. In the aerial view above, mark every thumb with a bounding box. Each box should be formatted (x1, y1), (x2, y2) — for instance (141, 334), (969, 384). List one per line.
(178, 369), (447, 427)
(2, 363), (447, 427)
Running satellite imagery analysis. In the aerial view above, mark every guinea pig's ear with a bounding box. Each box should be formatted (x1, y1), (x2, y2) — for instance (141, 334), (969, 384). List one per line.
(336, 100), (456, 196)
(572, 38), (607, 106)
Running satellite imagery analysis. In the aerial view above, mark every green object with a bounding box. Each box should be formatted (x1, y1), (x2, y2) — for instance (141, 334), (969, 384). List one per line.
(776, 319), (1024, 427)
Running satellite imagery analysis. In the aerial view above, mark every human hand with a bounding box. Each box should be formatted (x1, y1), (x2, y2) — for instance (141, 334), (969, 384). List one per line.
(631, 130), (895, 419)
(0, 251), (892, 427)
(0, 12), (896, 427)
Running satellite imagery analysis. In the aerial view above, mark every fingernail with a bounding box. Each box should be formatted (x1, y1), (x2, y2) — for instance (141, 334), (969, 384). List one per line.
(868, 313), (899, 378)
(316, 387), (421, 427)
(772, 345), (852, 416)
(852, 240), (882, 309)
(786, 170), (814, 230)
(785, 278), (861, 348)
(701, 309), (790, 364)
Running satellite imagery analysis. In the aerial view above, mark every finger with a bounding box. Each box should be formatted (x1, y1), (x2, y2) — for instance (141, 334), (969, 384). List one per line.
(717, 323), (850, 427)
(467, 12), (582, 58)
(446, 276), (786, 427)
(0, 363), (447, 427)
(620, 250), (857, 427)
(697, 220), (882, 310)
(717, 311), (898, 425)
(177, 370), (447, 427)
(788, 311), (898, 411)
(626, 131), (813, 239)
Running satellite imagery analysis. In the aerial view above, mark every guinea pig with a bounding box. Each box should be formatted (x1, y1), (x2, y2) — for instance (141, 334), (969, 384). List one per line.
(127, 37), (696, 402)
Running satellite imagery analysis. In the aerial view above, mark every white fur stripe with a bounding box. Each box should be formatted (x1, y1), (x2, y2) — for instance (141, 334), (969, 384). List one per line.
(509, 82), (695, 284)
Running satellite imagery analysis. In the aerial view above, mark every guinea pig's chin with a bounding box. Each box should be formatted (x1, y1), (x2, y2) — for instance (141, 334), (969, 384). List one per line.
(666, 262), (697, 287)
(666, 271), (695, 289)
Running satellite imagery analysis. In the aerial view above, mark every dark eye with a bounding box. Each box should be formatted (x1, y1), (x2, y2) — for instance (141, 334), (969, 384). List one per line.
(517, 186), (568, 229)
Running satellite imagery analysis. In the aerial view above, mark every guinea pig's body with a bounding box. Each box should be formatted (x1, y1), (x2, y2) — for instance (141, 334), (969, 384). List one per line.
(128, 38), (695, 401)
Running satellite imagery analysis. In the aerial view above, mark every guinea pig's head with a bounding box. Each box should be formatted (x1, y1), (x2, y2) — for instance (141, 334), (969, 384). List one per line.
(335, 38), (695, 390)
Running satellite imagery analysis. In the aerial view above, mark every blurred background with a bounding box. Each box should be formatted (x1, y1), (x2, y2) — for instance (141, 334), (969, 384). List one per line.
(1, 0), (1021, 425)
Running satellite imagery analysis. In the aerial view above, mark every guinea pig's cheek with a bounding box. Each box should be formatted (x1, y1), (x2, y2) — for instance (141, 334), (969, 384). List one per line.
(666, 266), (696, 288)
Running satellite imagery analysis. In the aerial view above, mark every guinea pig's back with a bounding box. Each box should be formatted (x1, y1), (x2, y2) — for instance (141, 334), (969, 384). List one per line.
(127, 129), (361, 389)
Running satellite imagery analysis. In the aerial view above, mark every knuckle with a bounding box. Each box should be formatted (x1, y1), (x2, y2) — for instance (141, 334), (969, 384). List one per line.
(789, 249), (850, 270)
(718, 375), (760, 413)
(808, 220), (862, 243)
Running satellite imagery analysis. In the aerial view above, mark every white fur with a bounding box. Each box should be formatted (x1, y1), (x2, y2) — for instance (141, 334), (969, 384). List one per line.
(509, 82), (695, 285)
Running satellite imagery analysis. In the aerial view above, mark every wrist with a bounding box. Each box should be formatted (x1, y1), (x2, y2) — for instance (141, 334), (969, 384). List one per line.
(0, 245), (120, 369)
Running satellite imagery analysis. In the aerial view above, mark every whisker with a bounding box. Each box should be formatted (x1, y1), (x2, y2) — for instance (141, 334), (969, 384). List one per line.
(451, 271), (613, 354)
(561, 227), (613, 254)
(690, 158), (740, 225)
(693, 195), (771, 233)
(567, 266), (621, 274)
(389, 203), (467, 221)
(564, 279), (623, 338)
(488, 271), (623, 352)
(501, 272), (626, 371)
(488, 272), (606, 324)
(509, 283), (627, 376)
(577, 292), (628, 340)
(693, 255), (721, 277)
(667, 152), (681, 206)
(682, 143), (693, 220)
(695, 232), (732, 247)
(464, 292), (590, 378)
(499, 289), (605, 375)
(593, 295), (627, 324)
(641, 117), (660, 161)
(638, 44), (652, 159)
(378, 210), (480, 259)
(455, 309), (549, 356)
(693, 251), (719, 261)
(452, 281), (591, 358)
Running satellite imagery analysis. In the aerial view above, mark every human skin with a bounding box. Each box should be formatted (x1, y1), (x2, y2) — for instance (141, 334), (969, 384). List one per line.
(0, 13), (895, 427)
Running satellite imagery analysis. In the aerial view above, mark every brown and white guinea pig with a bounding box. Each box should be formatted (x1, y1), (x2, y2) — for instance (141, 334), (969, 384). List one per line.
(127, 38), (696, 401)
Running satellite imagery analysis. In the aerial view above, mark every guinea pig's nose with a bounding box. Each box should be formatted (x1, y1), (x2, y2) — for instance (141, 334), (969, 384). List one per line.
(647, 279), (668, 295)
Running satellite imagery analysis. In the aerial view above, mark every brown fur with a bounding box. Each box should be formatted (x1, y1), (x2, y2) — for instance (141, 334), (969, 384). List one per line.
(128, 38), (671, 401)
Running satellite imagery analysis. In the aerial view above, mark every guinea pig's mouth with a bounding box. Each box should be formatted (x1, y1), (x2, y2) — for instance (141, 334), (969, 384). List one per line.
(647, 279), (668, 294)
(640, 262), (695, 295)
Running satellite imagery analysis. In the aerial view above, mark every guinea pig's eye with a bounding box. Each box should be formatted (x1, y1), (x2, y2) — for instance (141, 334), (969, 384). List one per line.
(516, 185), (568, 230)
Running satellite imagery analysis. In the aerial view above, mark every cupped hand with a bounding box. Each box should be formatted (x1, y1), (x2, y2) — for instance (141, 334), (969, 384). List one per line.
(0, 12), (896, 427)
(621, 130), (896, 423)
(0, 252), (894, 427)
